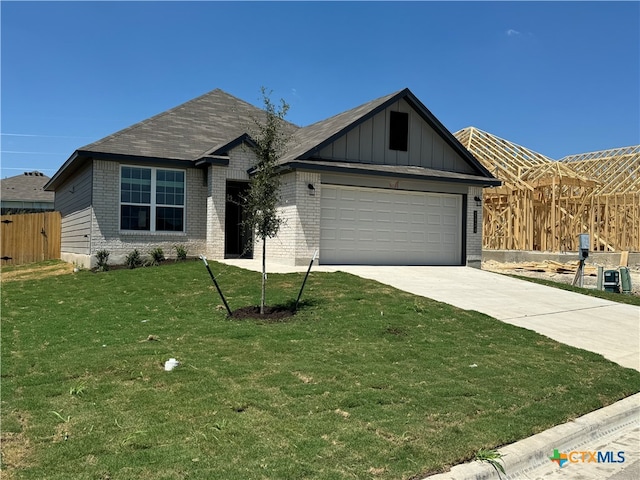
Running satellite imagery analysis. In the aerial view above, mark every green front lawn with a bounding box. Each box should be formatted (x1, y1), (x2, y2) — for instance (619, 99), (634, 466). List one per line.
(2, 260), (639, 480)
(507, 273), (640, 306)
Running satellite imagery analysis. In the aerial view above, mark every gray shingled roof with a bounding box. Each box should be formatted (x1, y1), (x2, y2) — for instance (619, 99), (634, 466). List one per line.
(1, 171), (54, 202)
(47, 87), (498, 191)
(280, 90), (401, 163)
(81, 89), (299, 160)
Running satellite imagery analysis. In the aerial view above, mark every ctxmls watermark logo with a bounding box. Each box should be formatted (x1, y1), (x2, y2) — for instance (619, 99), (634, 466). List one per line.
(550, 449), (625, 468)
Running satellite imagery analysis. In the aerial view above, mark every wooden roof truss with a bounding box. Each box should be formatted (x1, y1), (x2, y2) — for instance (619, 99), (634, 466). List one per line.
(454, 128), (639, 252)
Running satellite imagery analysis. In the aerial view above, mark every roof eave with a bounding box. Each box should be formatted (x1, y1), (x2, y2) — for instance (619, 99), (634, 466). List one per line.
(78, 150), (195, 166)
(45, 150), (200, 191)
(280, 161), (502, 187)
(297, 89), (409, 160)
(44, 151), (84, 191)
(208, 133), (257, 156)
(401, 91), (497, 180)
(195, 155), (230, 167)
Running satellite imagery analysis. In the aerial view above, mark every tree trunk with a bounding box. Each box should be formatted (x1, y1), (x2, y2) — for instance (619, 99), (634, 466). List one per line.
(261, 238), (266, 315)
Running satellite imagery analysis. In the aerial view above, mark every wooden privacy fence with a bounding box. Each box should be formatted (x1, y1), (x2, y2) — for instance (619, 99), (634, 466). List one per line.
(0, 212), (61, 265)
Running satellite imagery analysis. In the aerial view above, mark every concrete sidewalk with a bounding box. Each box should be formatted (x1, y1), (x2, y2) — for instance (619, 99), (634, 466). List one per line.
(219, 259), (640, 479)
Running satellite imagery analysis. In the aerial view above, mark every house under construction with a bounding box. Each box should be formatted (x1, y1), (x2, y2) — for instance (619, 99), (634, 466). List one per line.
(455, 127), (639, 253)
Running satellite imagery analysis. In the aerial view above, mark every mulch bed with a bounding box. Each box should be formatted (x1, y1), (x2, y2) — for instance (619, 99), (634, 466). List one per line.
(230, 305), (296, 321)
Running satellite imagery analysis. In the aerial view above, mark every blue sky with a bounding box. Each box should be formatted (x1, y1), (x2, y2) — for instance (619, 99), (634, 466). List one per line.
(2, 1), (639, 179)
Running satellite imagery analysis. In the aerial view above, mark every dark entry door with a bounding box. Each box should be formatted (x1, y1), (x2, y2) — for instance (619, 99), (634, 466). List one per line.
(225, 182), (253, 258)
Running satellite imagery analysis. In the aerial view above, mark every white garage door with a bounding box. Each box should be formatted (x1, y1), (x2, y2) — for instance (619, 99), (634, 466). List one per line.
(320, 185), (462, 265)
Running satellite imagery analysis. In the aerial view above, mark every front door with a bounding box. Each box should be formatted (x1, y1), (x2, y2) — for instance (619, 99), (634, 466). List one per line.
(225, 182), (253, 258)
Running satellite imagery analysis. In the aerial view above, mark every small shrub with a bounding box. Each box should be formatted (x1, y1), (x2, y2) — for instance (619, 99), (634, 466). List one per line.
(174, 244), (188, 262)
(95, 250), (110, 272)
(125, 249), (143, 269)
(149, 247), (165, 266)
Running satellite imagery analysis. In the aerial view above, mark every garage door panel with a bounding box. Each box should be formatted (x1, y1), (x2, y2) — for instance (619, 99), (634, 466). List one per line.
(443, 196), (458, 208)
(427, 196), (442, 207)
(321, 207), (337, 221)
(338, 229), (356, 241)
(427, 214), (441, 225)
(321, 231), (337, 241)
(321, 185), (462, 265)
(443, 214), (458, 226)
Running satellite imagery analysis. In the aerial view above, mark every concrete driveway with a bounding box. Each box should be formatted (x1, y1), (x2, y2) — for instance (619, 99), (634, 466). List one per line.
(220, 260), (640, 371)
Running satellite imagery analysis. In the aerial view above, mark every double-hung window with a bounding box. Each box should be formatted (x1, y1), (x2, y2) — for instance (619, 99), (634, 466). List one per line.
(120, 166), (185, 232)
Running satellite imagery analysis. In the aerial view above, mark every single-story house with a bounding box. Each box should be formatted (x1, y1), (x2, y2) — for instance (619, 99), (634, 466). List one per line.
(1, 171), (55, 215)
(44, 88), (500, 268)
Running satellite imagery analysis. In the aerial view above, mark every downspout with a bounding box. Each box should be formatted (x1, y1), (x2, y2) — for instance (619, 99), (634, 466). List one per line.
(89, 158), (94, 268)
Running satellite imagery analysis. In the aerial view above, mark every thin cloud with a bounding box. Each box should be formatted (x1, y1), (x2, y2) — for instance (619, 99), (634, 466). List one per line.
(506, 29), (521, 37)
(1, 133), (93, 139)
(1, 150), (64, 155)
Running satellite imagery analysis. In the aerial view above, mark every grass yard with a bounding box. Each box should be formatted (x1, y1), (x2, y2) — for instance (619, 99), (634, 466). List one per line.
(507, 274), (640, 307)
(2, 260), (639, 480)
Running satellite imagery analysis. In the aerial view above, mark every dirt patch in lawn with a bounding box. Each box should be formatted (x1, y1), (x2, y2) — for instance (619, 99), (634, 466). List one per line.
(482, 260), (640, 296)
(0, 414), (31, 478)
(1, 262), (75, 283)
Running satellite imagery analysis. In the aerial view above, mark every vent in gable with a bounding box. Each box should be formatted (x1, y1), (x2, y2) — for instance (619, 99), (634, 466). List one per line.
(389, 111), (408, 152)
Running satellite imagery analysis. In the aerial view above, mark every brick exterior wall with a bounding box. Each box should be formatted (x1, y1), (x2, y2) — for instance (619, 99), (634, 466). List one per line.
(85, 151), (485, 268)
(466, 185), (484, 268)
(252, 171), (321, 266)
(206, 165), (227, 259)
(206, 146), (253, 259)
(90, 159), (207, 266)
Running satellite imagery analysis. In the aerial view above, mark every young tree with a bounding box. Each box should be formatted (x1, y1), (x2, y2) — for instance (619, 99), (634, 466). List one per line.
(245, 88), (291, 314)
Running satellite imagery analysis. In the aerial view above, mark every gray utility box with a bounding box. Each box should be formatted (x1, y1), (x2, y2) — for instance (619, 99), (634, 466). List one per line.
(619, 267), (633, 294)
(578, 234), (590, 260)
(604, 270), (620, 293)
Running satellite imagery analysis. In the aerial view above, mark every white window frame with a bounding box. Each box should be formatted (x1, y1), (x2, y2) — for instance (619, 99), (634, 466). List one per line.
(119, 165), (186, 233)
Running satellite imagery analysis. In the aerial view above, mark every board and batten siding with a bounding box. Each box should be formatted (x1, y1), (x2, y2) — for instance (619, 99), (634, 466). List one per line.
(318, 99), (475, 174)
(55, 161), (93, 255)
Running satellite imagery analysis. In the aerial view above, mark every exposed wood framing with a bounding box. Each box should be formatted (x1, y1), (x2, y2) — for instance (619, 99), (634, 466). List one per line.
(455, 128), (639, 252)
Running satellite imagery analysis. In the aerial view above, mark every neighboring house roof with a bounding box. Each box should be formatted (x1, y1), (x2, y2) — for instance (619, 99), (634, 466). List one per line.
(1, 171), (54, 202)
(46, 88), (499, 190)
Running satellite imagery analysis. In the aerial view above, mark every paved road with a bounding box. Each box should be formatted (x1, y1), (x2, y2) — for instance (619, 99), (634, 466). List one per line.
(524, 424), (639, 480)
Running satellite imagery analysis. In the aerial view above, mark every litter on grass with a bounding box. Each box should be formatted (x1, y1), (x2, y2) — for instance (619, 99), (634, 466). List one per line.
(164, 358), (180, 371)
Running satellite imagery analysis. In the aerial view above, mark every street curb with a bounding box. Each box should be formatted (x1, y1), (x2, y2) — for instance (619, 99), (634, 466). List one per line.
(424, 392), (640, 479)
